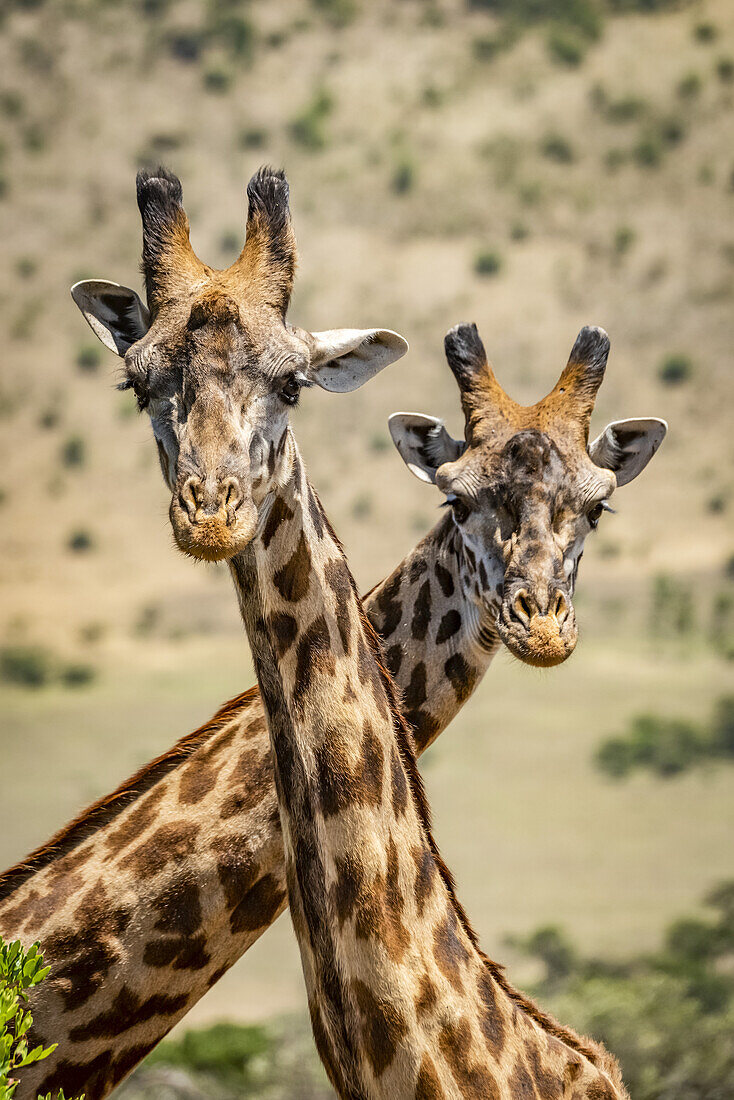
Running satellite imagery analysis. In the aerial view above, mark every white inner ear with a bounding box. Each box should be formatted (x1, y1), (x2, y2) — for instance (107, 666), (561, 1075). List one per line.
(388, 412), (464, 484)
(589, 417), (667, 486)
(309, 328), (408, 392)
(71, 280), (150, 356)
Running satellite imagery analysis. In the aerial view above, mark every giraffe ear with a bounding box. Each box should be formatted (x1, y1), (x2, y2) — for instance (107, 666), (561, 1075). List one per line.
(588, 417), (667, 486)
(71, 280), (150, 356)
(388, 413), (465, 485)
(306, 328), (408, 392)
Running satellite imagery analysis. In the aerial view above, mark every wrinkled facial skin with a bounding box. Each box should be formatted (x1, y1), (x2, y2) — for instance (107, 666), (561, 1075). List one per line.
(436, 429), (615, 667)
(127, 306), (309, 562)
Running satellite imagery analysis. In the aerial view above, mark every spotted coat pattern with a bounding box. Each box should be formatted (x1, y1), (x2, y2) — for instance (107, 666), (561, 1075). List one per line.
(0, 507), (498, 1100)
(230, 438), (627, 1100)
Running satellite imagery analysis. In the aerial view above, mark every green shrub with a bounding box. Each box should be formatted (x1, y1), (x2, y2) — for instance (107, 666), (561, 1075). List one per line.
(0, 647), (53, 689)
(613, 225), (635, 255)
(60, 663), (96, 689)
(540, 132), (575, 163)
(209, 14), (255, 60)
(146, 1021), (271, 1087)
(311, 0), (356, 28)
(632, 133), (663, 168)
(203, 65), (232, 94)
(352, 493), (373, 519)
(219, 229), (240, 255)
(390, 156), (416, 195)
(67, 529), (94, 553)
(238, 126), (267, 149)
(658, 352), (692, 385)
(38, 409), (59, 431)
(474, 248), (502, 277)
(693, 21), (717, 44)
(510, 221), (529, 240)
(15, 257), (36, 279)
(658, 115), (685, 145)
(677, 71), (702, 99)
(547, 26), (587, 66)
(288, 87), (334, 151)
(608, 96), (647, 123)
(60, 435), (85, 468)
(167, 28), (203, 63)
(716, 56), (734, 83)
(75, 344), (101, 373)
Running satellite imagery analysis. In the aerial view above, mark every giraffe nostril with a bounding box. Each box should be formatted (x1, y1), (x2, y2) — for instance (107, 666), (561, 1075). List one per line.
(180, 476), (202, 520)
(222, 477), (244, 524)
(512, 590), (533, 626)
(554, 591), (569, 625)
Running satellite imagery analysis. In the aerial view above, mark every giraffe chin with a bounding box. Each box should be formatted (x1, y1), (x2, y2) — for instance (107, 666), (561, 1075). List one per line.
(170, 503), (258, 562)
(497, 615), (578, 668)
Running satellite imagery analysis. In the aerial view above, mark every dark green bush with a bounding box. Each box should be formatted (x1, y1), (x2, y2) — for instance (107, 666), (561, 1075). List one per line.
(238, 126), (267, 149)
(474, 248), (502, 277)
(0, 646), (53, 688)
(540, 132), (575, 163)
(391, 156), (416, 195)
(693, 21), (717, 44)
(677, 71), (702, 98)
(60, 434), (85, 468)
(658, 352), (692, 384)
(75, 343), (102, 373)
(60, 663), (96, 688)
(288, 88), (334, 151)
(146, 1021), (271, 1086)
(613, 225), (635, 255)
(204, 65), (232, 94)
(716, 56), (734, 83)
(547, 26), (587, 66)
(311, 0), (356, 28)
(67, 529), (94, 553)
(632, 133), (663, 168)
(595, 696), (734, 780)
(511, 879), (734, 1100)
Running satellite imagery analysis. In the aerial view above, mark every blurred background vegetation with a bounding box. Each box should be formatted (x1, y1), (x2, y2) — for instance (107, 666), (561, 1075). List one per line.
(0, 0), (733, 1095)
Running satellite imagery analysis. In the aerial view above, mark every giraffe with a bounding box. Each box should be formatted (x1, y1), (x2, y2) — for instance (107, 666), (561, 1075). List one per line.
(96, 166), (632, 1098)
(0, 167), (665, 1099)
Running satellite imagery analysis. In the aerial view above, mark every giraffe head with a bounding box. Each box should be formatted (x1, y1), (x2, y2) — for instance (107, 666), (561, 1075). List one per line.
(71, 166), (407, 562)
(390, 323), (666, 667)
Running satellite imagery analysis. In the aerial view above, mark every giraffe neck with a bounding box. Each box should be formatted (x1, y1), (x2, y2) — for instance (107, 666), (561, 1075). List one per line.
(0, 447), (612, 1100)
(228, 441), (621, 1099)
(368, 511), (499, 753)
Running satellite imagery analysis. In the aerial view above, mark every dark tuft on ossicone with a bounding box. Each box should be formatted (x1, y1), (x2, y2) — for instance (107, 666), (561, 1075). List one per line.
(136, 166), (184, 218)
(567, 326), (610, 374)
(443, 323), (488, 388)
(246, 167), (291, 236)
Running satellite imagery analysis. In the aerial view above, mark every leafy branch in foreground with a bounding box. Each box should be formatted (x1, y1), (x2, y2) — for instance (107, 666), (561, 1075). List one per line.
(0, 937), (82, 1100)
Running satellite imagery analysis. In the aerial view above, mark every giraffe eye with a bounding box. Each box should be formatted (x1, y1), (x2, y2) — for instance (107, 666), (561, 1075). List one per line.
(444, 494), (471, 524)
(587, 502), (604, 529)
(279, 373), (302, 407)
(132, 378), (149, 411)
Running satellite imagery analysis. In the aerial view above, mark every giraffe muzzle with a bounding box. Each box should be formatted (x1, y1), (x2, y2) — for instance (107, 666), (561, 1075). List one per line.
(497, 583), (577, 667)
(170, 474), (258, 561)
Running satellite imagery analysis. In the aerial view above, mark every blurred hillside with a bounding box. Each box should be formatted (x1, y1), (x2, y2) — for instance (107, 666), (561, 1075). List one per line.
(1, 0), (733, 1045)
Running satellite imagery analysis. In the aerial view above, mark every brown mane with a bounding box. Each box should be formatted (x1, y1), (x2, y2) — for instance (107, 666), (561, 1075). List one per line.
(0, 687), (259, 902)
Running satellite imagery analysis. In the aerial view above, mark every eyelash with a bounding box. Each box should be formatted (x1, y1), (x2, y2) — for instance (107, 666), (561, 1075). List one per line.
(442, 494), (472, 524)
(118, 377), (149, 412)
(588, 501), (614, 529)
